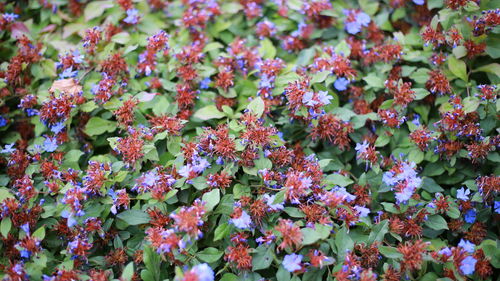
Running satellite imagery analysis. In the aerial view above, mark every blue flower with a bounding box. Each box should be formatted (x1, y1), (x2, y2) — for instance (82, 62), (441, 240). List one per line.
(334, 77), (350, 91)
(494, 201), (500, 214)
(355, 140), (369, 154)
(43, 137), (58, 152)
(230, 209), (253, 229)
(456, 187), (471, 201)
(59, 67), (78, 79)
(21, 223), (30, 234)
(2, 13), (18, 23)
(283, 253), (303, 272)
(50, 122), (66, 134)
(458, 239), (475, 253)
(413, 0), (425, 5)
(317, 91), (333, 105)
(200, 77), (211, 89)
(464, 209), (476, 224)
(345, 21), (361, 34)
(20, 250), (31, 259)
(302, 91), (318, 106)
(123, 9), (140, 25)
(1, 143), (15, 154)
(355, 12), (371, 27)
(460, 256), (477, 275)
(0, 116), (7, 127)
(191, 263), (214, 281)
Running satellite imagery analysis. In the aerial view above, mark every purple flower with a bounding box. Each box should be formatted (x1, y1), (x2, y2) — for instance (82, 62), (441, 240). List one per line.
(438, 247), (452, 256)
(334, 77), (350, 91)
(354, 205), (370, 217)
(458, 239), (475, 253)
(2, 13), (18, 23)
(464, 209), (476, 224)
(345, 21), (361, 34)
(456, 187), (470, 201)
(460, 256), (477, 275)
(283, 253), (303, 272)
(413, 0), (425, 5)
(123, 9), (140, 25)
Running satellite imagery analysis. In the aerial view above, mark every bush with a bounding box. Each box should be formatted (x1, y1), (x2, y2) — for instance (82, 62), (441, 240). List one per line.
(0, 0), (499, 280)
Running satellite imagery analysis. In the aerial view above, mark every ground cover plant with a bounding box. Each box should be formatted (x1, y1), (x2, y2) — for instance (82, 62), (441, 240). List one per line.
(0, 0), (499, 280)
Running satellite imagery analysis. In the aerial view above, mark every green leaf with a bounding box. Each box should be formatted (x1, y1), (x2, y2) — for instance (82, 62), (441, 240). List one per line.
(32, 226), (45, 240)
(486, 36), (500, 59)
(197, 247), (224, 263)
(116, 210), (150, 225)
(421, 177), (444, 193)
(84, 1), (113, 21)
(335, 227), (354, 261)
(193, 105), (226, 121)
(474, 63), (500, 76)
(220, 273), (240, 281)
(259, 38), (276, 59)
(1, 217), (12, 238)
(363, 73), (384, 89)
(379, 246), (403, 259)
(65, 150), (83, 163)
(448, 56), (468, 82)
(463, 97), (480, 113)
(84, 117), (117, 136)
(252, 245), (274, 271)
(359, 0), (379, 15)
(214, 223), (231, 241)
(121, 262), (134, 281)
(111, 32), (130, 44)
(202, 189), (220, 212)
(425, 215), (449, 230)
(302, 224), (332, 245)
(247, 97), (265, 117)
(367, 220), (389, 244)
(325, 173), (353, 187)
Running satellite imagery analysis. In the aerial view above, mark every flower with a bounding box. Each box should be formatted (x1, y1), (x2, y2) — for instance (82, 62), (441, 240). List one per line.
(456, 187), (470, 200)
(460, 256), (477, 275)
(283, 253), (302, 272)
(123, 9), (140, 25)
(230, 209), (252, 229)
(334, 77), (350, 91)
(263, 194), (284, 211)
(187, 263), (214, 281)
(464, 209), (476, 223)
(43, 137), (58, 152)
(458, 239), (475, 253)
(302, 91), (318, 106)
(494, 201), (500, 214)
(413, 0), (425, 5)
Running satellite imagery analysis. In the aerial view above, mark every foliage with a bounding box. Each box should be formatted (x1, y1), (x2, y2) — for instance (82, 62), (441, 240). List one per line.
(0, 0), (499, 280)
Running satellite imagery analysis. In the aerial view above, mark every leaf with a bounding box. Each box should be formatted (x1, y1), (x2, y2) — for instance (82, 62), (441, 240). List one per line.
(363, 73), (384, 89)
(335, 227), (354, 261)
(84, 117), (117, 136)
(247, 97), (265, 117)
(301, 224), (332, 245)
(49, 78), (82, 95)
(421, 177), (444, 193)
(474, 63), (500, 76)
(220, 273), (240, 281)
(84, 0), (113, 21)
(448, 56), (468, 82)
(214, 223), (231, 241)
(425, 215), (449, 230)
(463, 97), (480, 113)
(379, 246), (403, 259)
(325, 173), (354, 187)
(111, 32), (130, 44)
(259, 38), (276, 59)
(193, 105), (226, 120)
(367, 220), (389, 244)
(32, 226), (45, 240)
(252, 245), (274, 271)
(202, 189), (220, 212)
(359, 0), (379, 15)
(1, 218), (12, 238)
(197, 247), (224, 263)
(117, 210), (150, 225)
(65, 150), (83, 163)
(121, 262), (134, 281)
